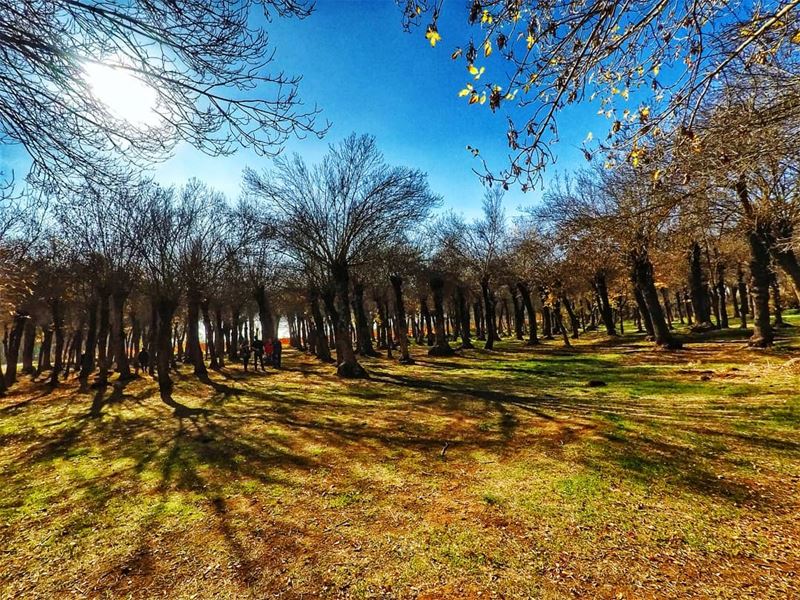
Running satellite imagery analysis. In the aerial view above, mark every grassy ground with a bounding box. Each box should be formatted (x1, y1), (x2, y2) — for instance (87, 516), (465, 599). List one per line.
(2, 318), (800, 599)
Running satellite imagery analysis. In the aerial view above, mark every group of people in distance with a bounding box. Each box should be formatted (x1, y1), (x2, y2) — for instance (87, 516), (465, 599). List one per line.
(239, 336), (282, 372)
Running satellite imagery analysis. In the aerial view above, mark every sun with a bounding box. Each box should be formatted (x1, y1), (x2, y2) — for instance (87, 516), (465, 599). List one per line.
(83, 62), (161, 126)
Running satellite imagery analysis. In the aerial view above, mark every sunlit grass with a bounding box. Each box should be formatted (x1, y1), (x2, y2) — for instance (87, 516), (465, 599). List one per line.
(1, 325), (799, 597)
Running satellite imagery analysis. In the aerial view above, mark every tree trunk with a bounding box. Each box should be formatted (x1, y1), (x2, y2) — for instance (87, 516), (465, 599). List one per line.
(562, 295), (580, 339)
(689, 242), (713, 329)
(200, 298), (219, 371)
(660, 288), (674, 330)
(592, 272), (617, 336)
(771, 276), (784, 328)
(632, 251), (681, 348)
(186, 291), (207, 376)
(254, 284), (275, 340)
(481, 277), (498, 350)
(21, 319), (36, 375)
(539, 288), (553, 339)
(633, 287), (653, 338)
(509, 284), (524, 340)
(214, 306), (226, 368)
(353, 281), (378, 357)
(715, 263), (729, 328)
(737, 265), (748, 329)
(37, 326), (53, 375)
(112, 290), (132, 379)
(455, 285), (473, 349)
(420, 298), (434, 346)
(474, 301), (485, 340)
(517, 282), (539, 345)
(49, 299), (64, 387)
(95, 291), (111, 386)
(390, 275), (414, 364)
(310, 289), (333, 362)
(428, 276), (454, 356)
(747, 229), (773, 346)
(331, 262), (366, 377)
(154, 296), (194, 414)
(4, 311), (28, 387)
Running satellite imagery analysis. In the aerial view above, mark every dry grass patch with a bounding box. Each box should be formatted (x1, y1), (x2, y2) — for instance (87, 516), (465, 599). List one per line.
(1, 323), (799, 598)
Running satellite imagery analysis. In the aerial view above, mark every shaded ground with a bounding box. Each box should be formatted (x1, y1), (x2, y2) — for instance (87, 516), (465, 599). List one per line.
(1, 320), (800, 599)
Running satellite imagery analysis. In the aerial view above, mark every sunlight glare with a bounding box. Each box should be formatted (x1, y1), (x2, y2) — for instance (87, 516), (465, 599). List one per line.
(84, 62), (160, 126)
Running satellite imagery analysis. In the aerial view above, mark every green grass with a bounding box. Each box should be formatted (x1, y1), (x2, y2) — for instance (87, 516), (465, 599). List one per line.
(1, 326), (800, 598)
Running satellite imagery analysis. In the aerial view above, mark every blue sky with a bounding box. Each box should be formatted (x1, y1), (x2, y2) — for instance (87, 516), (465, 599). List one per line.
(1, 0), (605, 218)
(157, 1), (606, 217)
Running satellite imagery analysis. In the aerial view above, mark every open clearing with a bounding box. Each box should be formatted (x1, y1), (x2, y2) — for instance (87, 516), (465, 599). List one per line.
(2, 323), (799, 599)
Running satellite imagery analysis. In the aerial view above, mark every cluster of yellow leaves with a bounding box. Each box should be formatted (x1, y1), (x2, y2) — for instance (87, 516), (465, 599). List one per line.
(458, 82), (516, 106)
(522, 72), (538, 93)
(459, 83), (486, 104)
(426, 24), (441, 47)
(481, 10), (493, 24)
(468, 64), (486, 79)
(630, 143), (646, 167)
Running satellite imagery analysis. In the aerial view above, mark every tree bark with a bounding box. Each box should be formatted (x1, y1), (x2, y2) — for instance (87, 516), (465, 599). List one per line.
(689, 242), (713, 329)
(632, 250), (680, 348)
(428, 275), (454, 356)
(455, 285), (473, 349)
(481, 276), (498, 349)
(331, 262), (366, 377)
(4, 311), (28, 387)
(353, 281), (378, 357)
(254, 284), (275, 340)
(715, 263), (729, 328)
(214, 306), (226, 367)
(517, 282), (539, 345)
(49, 299), (64, 387)
(186, 291), (207, 377)
(390, 275), (414, 363)
(736, 177), (773, 347)
(21, 319), (36, 375)
(309, 289), (333, 362)
(111, 289), (132, 379)
(95, 290), (111, 386)
(37, 326), (53, 375)
(592, 272), (617, 336)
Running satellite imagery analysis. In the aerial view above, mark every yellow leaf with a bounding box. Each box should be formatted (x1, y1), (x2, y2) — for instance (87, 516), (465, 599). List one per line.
(526, 33), (535, 49)
(468, 92), (480, 105)
(468, 64), (479, 75)
(451, 47), (462, 60)
(425, 25), (441, 47)
(484, 39), (493, 57)
(458, 84), (473, 97)
(479, 92), (487, 105)
(652, 63), (660, 76)
(474, 66), (485, 80)
(621, 88), (629, 100)
(481, 10), (493, 24)
(792, 31), (800, 44)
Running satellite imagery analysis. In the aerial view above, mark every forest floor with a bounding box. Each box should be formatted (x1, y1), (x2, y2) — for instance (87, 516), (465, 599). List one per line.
(1, 316), (800, 599)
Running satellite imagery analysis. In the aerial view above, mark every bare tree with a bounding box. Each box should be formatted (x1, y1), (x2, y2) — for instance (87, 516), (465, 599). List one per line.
(244, 133), (439, 377)
(400, 0), (800, 189)
(0, 0), (325, 189)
